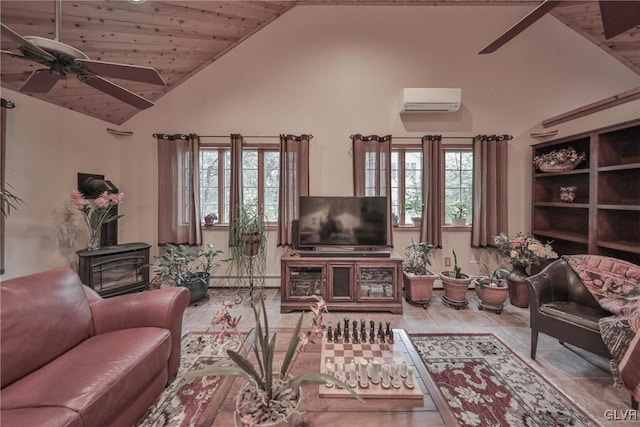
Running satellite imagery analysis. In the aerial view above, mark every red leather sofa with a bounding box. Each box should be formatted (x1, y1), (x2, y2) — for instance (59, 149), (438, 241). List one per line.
(0, 266), (190, 426)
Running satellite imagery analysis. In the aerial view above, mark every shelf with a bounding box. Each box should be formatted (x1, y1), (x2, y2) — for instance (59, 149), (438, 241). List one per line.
(533, 229), (589, 244)
(598, 163), (640, 172)
(597, 241), (640, 254)
(534, 202), (589, 209)
(534, 169), (589, 178)
(598, 204), (640, 211)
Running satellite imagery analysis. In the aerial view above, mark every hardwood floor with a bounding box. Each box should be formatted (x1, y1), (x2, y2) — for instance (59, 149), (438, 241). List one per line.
(182, 288), (635, 426)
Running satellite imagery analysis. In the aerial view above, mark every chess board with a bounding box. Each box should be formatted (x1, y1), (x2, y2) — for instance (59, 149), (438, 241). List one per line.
(319, 333), (423, 399)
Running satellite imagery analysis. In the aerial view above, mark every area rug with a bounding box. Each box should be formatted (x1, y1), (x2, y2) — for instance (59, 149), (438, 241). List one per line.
(409, 333), (601, 427)
(136, 331), (246, 427)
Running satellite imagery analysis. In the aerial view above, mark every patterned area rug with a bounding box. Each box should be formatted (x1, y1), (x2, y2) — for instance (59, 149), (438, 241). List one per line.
(136, 331), (246, 427)
(410, 333), (601, 427)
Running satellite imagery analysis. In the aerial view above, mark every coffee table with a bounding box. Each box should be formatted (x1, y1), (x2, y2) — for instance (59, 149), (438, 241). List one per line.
(195, 329), (455, 426)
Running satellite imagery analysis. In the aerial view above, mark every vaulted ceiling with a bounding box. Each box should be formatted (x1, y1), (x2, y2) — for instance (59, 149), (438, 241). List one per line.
(1, 1), (639, 125)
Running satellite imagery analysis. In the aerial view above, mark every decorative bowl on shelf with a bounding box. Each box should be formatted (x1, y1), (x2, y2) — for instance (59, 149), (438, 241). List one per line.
(533, 147), (586, 173)
(538, 162), (579, 173)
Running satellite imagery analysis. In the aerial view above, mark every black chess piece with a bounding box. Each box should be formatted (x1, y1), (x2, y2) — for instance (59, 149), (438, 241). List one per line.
(369, 321), (375, 344)
(327, 322), (332, 341)
(378, 321), (384, 338)
(333, 327), (340, 343)
(385, 320), (391, 337)
(352, 325), (359, 344)
(380, 329), (386, 344)
(344, 317), (350, 343)
(336, 322), (342, 342)
(360, 319), (366, 342)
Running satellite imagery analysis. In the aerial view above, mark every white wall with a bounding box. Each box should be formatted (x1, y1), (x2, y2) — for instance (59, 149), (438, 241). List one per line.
(3, 5), (639, 280)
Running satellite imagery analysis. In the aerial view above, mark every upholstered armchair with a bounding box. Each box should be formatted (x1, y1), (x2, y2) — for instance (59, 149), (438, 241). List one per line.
(525, 257), (612, 360)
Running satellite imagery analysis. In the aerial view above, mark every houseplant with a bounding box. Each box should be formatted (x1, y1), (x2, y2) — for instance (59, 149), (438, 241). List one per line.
(471, 261), (510, 313)
(493, 232), (558, 308)
(405, 195), (423, 227)
(151, 243), (224, 303)
(187, 295), (364, 426)
(204, 212), (218, 226)
(228, 204), (267, 298)
(450, 201), (467, 226)
(533, 147), (586, 173)
(402, 240), (437, 305)
(439, 249), (472, 306)
(69, 189), (124, 250)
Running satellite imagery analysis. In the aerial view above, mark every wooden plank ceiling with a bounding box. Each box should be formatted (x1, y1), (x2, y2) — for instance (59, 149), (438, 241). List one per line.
(1, 1), (638, 125)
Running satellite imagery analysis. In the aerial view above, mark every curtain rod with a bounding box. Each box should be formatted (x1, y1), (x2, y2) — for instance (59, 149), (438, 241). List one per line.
(200, 134), (313, 139)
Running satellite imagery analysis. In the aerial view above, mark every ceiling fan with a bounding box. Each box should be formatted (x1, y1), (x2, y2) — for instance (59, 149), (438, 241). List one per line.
(480, 0), (640, 54)
(0, 0), (165, 109)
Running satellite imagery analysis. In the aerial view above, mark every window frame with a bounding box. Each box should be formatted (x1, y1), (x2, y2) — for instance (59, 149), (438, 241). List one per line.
(443, 144), (473, 229)
(391, 145), (422, 227)
(199, 141), (280, 227)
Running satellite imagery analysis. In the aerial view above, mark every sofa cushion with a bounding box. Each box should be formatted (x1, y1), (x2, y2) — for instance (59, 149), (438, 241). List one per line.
(1, 267), (94, 388)
(0, 407), (82, 427)
(540, 301), (609, 331)
(0, 327), (171, 426)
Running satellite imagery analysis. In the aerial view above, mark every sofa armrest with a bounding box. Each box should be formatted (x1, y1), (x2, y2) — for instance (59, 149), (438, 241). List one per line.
(85, 286), (190, 379)
(525, 271), (553, 310)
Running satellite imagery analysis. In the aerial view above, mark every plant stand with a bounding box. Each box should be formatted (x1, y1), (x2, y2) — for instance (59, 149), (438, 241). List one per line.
(441, 295), (468, 310)
(477, 300), (506, 314)
(234, 253), (264, 304)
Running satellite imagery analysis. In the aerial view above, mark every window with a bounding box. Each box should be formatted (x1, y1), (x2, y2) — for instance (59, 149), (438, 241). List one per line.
(389, 146), (473, 227)
(199, 145), (279, 224)
(444, 149), (473, 225)
(391, 149), (422, 226)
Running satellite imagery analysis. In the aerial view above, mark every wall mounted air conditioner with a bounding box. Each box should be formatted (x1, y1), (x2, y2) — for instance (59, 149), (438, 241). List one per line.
(400, 88), (461, 113)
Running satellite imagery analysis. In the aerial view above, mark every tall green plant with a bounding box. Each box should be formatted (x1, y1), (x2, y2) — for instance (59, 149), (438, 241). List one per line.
(151, 243), (224, 285)
(453, 249), (462, 279)
(227, 204), (267, 291)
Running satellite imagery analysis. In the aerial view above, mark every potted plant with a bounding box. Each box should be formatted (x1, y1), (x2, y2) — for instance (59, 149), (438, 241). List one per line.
(405, 195), (423, 227)
(231, 205), (266, 258)
(450, 201), (467, 226)
(471, 261), (510, 313)
(204, 212), (218, 226)
(151, 243), (224, 303)
(187, 295), (364, 426)
(439, 249), (472, 306)
(402, 240), (437, 306)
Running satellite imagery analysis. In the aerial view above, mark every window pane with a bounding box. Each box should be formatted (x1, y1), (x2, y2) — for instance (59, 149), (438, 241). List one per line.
(200, 149), (219, 220)
(444, 149), (473, 225)
(263, 151), (280, 222)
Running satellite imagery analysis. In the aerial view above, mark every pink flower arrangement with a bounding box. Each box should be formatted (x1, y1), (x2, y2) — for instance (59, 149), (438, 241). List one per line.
(533, 147), (586, 169)
(493, 232), (558, 267)
(70, 190), (124, 239)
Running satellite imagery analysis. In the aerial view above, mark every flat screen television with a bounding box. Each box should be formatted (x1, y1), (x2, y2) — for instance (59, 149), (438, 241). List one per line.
(297, 196), (388, 248)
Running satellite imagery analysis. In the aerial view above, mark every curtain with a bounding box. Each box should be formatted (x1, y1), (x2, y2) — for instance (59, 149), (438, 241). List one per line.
(228, 134), (243, 247)
(156, 133), (201, 246)
(352, 134), (393, 247)
(471, 134), (509, 247)
(0, 99), (12, 274)
(420, 135), (444, 247)
(278, 134), (310, 247)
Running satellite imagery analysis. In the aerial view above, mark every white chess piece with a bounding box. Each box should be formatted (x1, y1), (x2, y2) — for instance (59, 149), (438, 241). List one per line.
(336, 359), (345, 388)
(381, 363), (391, 389)
(325, 358), (335, 387)
(359, 359), (369, 388)
(405, 366), (414, 389)
(348, 361), (357, 388)
(370, 360), (381, 385)
(400, 360), (408, 378)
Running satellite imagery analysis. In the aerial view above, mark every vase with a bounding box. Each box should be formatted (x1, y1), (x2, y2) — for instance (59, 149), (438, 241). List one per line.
(87, 228), (101, 251)
(234, 375), (301, 427)
(507, 263), (529, 308)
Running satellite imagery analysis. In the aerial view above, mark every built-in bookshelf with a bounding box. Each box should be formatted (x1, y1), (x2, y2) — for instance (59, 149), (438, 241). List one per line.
(531, 119), (640, 264)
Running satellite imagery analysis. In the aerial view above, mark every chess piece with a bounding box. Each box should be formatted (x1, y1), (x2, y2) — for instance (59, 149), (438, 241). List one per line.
(369, 321), (375, 344)
(367, 358), (373, 378)
(400, 360), (408, 378)
(370, 360), (381, 385)
(381, 363), (391, 389)
(378, 321), (384, 339)
(359, 359), (369, 388)
(385, 320), (391, 338)
(344, 317), (350, 343)
(379, 329), (385, 344)
(352, 321), (359, 344)
(391, 370), (402, 389)
(405, 366), (414, 389)
(326, 322), (332, 341)
(325, 358), (335, 388)
(336, 322), (342, 340)
(388, 329), (394, 345)
(360, 319), (366, 342)
(348, 361), (357, 388)
(336, 362), (345, 388)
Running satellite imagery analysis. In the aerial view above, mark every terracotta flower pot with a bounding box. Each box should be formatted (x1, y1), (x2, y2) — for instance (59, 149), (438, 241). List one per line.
(475, 279), (509, 312)
(439, 271), (472, 304)
(403, 271), (437, 303)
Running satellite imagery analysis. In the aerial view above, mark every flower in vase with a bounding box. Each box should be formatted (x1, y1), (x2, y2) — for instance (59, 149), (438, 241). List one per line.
(493, 232), (558, 268)
(70, 190), (124, 240)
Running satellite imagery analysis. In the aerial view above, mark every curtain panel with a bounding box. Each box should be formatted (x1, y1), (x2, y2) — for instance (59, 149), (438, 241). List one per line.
(471, 134), (510, 247)
(156, 133), (202, 246)
(352, 134), (393, 247)
(277, 134), (310, 247)
(421, 135), (444, 247)
(0, 99), (13, 274)
(228, 134), (243, 247)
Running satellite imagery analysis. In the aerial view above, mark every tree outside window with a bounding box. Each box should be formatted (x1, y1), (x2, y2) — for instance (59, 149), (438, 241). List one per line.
(391, 149), (422, 226)
(444, 149), (473, 225)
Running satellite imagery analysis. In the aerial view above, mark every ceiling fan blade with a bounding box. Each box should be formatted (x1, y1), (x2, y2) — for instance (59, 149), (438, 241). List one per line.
(78, 74), (154, 109)
(1, 49), (28, 60)
(21, 69), (59, 93)
(1, 23), (55, 62)
(599, 1), (640, 40)
(76, 59), (165, 86)
(479, 0), (561, 54)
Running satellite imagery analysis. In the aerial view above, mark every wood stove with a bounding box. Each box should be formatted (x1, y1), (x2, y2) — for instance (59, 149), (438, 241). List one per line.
(77, 242), (150, 297)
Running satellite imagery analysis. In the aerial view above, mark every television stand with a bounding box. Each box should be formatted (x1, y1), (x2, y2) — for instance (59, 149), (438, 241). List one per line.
(281, 248), (402, 313)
